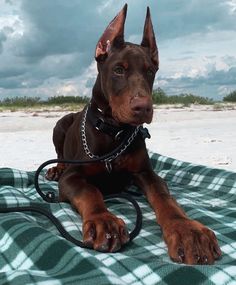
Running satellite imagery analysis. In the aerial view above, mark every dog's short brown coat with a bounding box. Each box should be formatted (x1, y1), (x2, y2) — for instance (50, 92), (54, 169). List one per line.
(46, 4), (221, 264)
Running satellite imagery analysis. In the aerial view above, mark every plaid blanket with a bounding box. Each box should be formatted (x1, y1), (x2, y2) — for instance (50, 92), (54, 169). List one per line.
(0, 152), (236, 285)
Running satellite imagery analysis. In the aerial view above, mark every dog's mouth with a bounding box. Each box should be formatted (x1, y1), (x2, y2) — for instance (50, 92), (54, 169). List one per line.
(112, 108), (153, 126)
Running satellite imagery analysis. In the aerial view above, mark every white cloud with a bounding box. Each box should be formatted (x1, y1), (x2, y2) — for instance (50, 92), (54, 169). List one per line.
(97, 0), (118, 14)
(42, 61), (97, 98)
(0, 15), (24, 38)
(218, 85), (232, 96)
(75, 61), (97, 97)
(56, 83), (78, 96)
(225, 0), (236, 14)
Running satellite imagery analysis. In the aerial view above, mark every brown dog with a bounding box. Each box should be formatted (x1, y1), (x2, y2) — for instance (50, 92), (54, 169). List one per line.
(46, 4), (221, 264)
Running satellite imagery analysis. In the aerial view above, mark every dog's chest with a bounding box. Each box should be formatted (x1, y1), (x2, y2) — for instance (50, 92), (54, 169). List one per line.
(111, 154), (128, 170)
(88, 166), (133, 194)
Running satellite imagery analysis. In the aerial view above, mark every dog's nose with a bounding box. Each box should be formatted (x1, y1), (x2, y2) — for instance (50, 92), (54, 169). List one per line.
(131, 103), (152, 115)
(130, 97), (153, 119)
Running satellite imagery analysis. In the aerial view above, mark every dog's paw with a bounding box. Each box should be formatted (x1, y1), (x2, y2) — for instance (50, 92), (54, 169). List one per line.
(162, 218), (222, 265)
(45, 163), (65, 181)
(82, 211), (130, 252)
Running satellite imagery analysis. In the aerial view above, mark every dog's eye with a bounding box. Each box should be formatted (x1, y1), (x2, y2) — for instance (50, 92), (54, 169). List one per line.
(147, 69), (154, 77)
(114, 66), (125, 75)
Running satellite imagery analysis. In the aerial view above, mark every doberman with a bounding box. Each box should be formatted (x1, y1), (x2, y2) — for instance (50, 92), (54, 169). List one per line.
(46, 4), (221, 264)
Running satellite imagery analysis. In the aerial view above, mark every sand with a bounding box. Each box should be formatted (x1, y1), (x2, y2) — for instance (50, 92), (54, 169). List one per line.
(0, 105), (235, 172)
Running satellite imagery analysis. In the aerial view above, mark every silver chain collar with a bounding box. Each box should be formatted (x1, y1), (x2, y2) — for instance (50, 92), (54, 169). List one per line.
(81, 105), (140, 172)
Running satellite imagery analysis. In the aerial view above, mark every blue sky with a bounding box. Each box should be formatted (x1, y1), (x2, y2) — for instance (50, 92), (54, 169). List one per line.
(0, 0), (236, 100)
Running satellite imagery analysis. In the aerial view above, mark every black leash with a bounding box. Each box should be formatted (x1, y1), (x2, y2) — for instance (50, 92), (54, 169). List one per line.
(0, 193), (142, 247)
(0, 127), (148, 250)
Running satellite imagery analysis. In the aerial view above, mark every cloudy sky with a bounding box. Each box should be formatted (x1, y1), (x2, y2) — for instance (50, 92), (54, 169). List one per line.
(0, 0), (236, 100)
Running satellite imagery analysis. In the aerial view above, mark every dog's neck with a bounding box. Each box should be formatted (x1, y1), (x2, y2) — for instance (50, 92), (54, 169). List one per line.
(91, 73), (111, 116)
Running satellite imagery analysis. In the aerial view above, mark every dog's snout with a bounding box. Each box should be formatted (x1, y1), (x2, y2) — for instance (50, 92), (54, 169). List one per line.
(130, 96), (153, 124)
(131, 102), (151, 115)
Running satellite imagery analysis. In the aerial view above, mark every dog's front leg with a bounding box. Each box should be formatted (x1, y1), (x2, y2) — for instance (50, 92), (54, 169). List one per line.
(134, 170), (222, 265)
(59, 171), (130, 252)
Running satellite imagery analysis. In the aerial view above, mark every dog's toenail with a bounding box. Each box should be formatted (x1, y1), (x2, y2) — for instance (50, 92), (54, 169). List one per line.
(89, 228), (95, 238)
(178, 248), (185, 257)
(177, 248), (185, 261)
(105, 233), (112, 240)
(203, 255), (208, 264)
(99, 244), (109, 252)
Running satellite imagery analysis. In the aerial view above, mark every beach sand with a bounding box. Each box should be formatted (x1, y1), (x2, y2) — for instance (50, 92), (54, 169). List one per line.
(0, 105), (235, 172)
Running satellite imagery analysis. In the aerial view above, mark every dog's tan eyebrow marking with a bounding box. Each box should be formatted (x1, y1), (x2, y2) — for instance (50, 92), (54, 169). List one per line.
(123, 62), (128, 69)
(113, 61), (129, 69)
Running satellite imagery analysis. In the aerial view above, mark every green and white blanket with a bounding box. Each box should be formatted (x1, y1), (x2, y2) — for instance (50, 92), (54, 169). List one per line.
(0, 152), (236, 285)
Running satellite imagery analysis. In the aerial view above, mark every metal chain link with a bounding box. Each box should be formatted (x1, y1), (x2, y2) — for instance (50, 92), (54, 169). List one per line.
(103, 126), (140, 163)
(81, 106), (99, 159)
(81, 105), (140, 169)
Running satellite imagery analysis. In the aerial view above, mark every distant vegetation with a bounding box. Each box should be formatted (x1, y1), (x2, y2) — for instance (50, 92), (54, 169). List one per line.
(0, 96), (42, 107)
(46, 96), (89, 105)
(0, 95), (89, 110)
(152, 88), (214, 105)
(223, 90), (236, 102)
(0, 89), (236, 110)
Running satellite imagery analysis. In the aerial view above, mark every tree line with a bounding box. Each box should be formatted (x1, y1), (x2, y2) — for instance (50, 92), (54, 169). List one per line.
(0, 89), (236, 107)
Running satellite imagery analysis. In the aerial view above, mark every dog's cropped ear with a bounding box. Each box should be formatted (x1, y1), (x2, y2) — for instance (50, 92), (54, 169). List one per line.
(95, 4), (127, 62)
(141, 7), (159, 68)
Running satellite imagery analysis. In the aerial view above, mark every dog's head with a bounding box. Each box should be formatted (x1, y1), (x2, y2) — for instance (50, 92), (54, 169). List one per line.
(95, 4), (158, 126)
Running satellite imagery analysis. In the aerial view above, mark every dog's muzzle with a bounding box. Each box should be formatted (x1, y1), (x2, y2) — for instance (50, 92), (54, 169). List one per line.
(130, 96), (153, 124)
